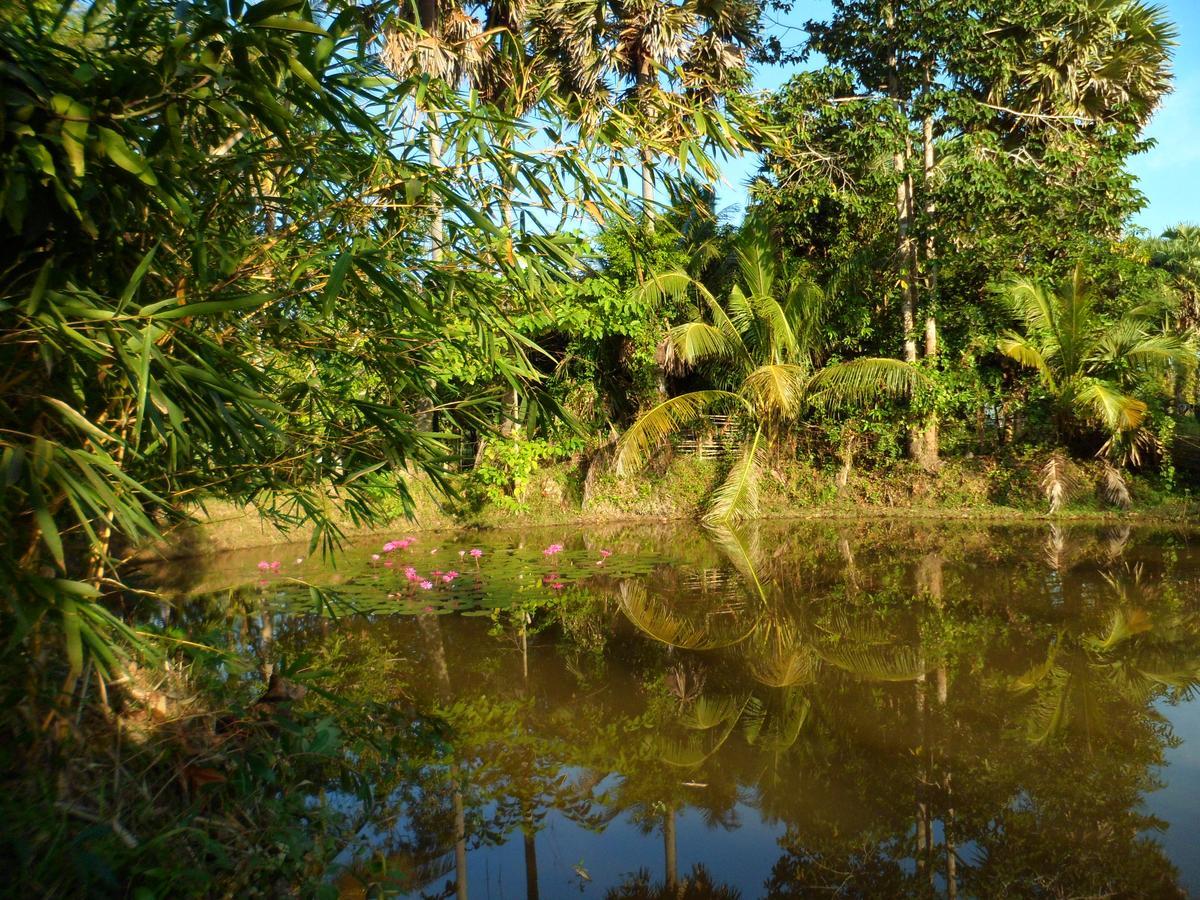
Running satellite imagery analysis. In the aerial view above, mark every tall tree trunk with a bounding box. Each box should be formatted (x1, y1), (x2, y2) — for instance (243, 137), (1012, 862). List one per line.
(418, 615), (468, 900)
(663, 805), (678, 894)
(885, 7), (917, 368)
(916, 82), (940, 469)
(428, 111), (444, 261)
(641, 148), (655, 227)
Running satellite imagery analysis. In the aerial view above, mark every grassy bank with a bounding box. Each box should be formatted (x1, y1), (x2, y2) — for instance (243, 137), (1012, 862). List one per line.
(160, 452), (1198, 557)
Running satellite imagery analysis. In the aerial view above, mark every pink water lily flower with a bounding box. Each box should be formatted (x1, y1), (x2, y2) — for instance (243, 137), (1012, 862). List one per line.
(420, 581), (434, 590)
(469, 548), (483, 558)
(404, 566), (418, 581)
(550, 582), (564, 590)
(257, 561), (271, 571)
(543, 543), (564, 557)
(599, 549), (612, 558)
(442, 571), (458, 583)
(269, 561), (281, 570)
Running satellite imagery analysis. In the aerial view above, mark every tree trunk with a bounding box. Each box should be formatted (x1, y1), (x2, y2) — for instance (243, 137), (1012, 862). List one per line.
(642, 147), (655, 227)
(917, 90), (940, 469)
(663, 805), (678, 894)
(418, 615), (468, 900)
(428, 111), (444, 261)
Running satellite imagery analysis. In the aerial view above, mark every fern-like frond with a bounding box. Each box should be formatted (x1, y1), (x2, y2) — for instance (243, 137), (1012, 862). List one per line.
(703, 429), (764, 525)
(807, 358), (928, 410)
(615, 390), (744, 474)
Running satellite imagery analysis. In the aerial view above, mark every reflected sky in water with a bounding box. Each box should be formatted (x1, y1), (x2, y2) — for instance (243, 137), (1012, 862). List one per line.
(157, 521), (1200, 898)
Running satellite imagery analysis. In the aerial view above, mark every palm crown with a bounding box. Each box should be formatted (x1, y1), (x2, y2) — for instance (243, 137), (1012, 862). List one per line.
(616, 228), (925, 523)
(996, 264), (1190, 455)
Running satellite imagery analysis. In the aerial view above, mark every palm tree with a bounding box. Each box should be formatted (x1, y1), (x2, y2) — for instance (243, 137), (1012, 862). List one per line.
(528, 0), (754, 223)
(995, 263), (1189, 462)
(996, 0), (1176, 128)
(382, 3), (487, 260)
(615, 229), (926, 524)
(1147, 224), (1200, 413)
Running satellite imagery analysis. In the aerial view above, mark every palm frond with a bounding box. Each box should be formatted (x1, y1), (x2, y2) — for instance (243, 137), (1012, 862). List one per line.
(630, 270), (712, 309)
(703, 428), (763, 525)
(749, 293), (800, 362)
(1076, 378), (1146, 433)
(1001, 276), (1056, 332)
(997, 333), (1055, 386)
(662, 322), (744, 374)
(741, 364), (809, 421)
(615, 390), (744, 474)
(807, 358), (928, 410)
(1039, 452), (1074, 514)
(1098, 462), (1132, 509)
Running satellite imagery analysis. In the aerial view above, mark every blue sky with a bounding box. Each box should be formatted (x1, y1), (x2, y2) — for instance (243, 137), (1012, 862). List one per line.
(713, 0), (1199, 236)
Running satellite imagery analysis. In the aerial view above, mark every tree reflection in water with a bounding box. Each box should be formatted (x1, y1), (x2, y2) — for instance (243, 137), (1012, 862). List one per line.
(167, 522), (1200, 898)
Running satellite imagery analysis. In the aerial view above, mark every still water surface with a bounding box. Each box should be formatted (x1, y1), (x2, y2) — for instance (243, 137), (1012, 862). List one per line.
(160, 521), (1200, 898)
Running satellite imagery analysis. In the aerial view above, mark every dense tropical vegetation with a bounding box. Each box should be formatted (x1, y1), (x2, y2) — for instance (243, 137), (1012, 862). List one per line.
(2, 0), (1199, 893)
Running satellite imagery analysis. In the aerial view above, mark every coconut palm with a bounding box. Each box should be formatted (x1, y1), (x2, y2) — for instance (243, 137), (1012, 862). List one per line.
(615, 230), (926, 524)
(1147, 224), (1200, 412)
(996, 263), (1190, 462)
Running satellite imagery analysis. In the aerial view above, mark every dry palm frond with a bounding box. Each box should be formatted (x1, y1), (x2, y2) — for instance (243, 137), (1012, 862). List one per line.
(1044, 523), (1068, 571)
(1100, 524), (1132, 560)
(1039, 452), (1074, 514)
(1098, 462), (1132, 509)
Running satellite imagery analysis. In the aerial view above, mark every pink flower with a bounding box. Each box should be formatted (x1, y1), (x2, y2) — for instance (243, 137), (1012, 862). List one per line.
(441, 573), (455, 583)
(371, 553), (381, 562)
(257, 561), (271, 571)
(420, 581), (433, 590)
(469, 548), (483, 558)
(404, 566), (418, 581)
(543, 543), (564, 557)
(431, 569), (443, 577)
(423, 605), (434, 612)
(382, 541), (399, 552)
(599, 549), (612, 558)
(269, 561), (281, 570)
(458, 549), (466, 558)
(383, 560), (394, 568)
(550, 582), (564, 590)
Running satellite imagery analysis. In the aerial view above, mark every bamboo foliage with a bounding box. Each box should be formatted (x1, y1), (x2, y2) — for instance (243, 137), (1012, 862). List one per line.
(0, 0), (742, 694)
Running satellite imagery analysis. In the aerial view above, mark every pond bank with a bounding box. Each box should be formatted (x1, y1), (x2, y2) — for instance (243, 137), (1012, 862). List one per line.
(153, 454), (1199, 558)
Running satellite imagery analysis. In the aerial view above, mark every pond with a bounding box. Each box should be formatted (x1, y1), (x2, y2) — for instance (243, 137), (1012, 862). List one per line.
(153, 520), (1200, 898)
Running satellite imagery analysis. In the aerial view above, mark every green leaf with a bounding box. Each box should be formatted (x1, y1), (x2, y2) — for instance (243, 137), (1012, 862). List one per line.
(98, 127), (158, 185)
(61, 598), (83, 680)
(50, 94), (89, 178)
(250, 14), (328, 35)
(138, 293), (271, 320)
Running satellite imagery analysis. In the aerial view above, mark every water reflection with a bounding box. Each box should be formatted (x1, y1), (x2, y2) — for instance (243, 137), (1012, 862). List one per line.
(159, 522), (1200, 898)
